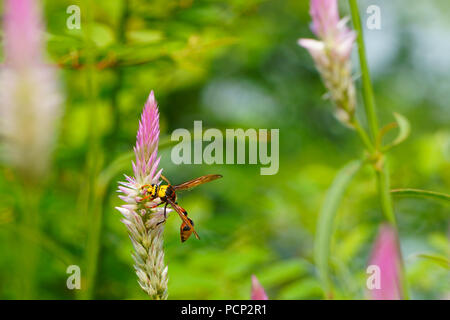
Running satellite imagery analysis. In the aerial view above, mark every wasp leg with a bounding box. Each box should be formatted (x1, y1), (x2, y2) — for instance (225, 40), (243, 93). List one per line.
(163, 202), (168, 218)
(156, 219), (165, 226)
(138, 194), (154, 202)
(156, 203), (169, 226)
(150, 201), (165, 208)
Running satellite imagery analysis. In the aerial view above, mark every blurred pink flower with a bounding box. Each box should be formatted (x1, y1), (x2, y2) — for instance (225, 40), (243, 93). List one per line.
(3, 0), (43, 67)
(298, 0), (356, 125)
(368, 224), (403, 300)
(251, 275), (269, 300)
(310, 0), (339, 38)
(0, 0), (62, 179)
(307, 0), (355, 60)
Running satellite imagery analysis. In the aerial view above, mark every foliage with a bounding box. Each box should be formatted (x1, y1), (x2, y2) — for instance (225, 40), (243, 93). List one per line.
(0, 0), (448, 299)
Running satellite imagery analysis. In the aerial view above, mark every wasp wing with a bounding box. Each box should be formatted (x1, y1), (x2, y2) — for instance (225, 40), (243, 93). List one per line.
(173, 174), (222, 191)
(166, 198), (200, 242)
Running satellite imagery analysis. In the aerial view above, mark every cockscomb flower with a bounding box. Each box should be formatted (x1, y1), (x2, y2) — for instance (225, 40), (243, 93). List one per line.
(367, 224), (403, 300)
(116, 91), (170, 300)
(251, 275), (269, 300)
(298, 0), (356, 126)
(0, 0), (62, 179)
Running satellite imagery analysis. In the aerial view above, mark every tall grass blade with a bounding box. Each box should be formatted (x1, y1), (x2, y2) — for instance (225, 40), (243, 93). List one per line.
(391, 189), (450, 204)
(315, 160), (363, 298)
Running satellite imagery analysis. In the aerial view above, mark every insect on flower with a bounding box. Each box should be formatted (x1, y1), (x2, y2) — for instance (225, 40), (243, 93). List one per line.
(139, 174), (222, 242)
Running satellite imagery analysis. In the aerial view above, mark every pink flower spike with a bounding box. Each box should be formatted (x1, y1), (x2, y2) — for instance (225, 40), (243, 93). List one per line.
(117, 90), (168, 299)
(251, 275), (269, 300)
(298, 0), (357, 126)
(368, 224), (403, 300)
(310, 0), (340, 39)
(133, 90), (161, 183)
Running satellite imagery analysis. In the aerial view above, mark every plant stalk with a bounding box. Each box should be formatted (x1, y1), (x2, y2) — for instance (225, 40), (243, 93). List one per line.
(348, 0), (410, 299)
(348, 0), (378, 142)
(19, 184), (40, 299)
(78, 0), (103, 299)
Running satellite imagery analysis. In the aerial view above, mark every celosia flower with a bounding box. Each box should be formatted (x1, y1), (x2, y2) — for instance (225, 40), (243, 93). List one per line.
(0, 0), (62, 179)
(298, 0), (356, 126)
(116, 91), (170, 300)
(251, 275), (269, 300)
(368, 224), (403, 300)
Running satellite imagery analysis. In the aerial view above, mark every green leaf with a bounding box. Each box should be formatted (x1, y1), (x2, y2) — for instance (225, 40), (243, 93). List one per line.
(391, 188), (450, 205)
(127, 30), (164, 44)
(335, 225), (371, 264)
(314, 160), (363, 299)
(382, 112), (411, 151)
(416, 254), (450, 269)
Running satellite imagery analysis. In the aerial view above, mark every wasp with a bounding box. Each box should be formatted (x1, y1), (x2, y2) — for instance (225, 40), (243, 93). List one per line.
(139, 174), (222, 242)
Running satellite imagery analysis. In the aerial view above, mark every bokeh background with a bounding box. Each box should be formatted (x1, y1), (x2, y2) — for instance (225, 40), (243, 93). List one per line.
(0, 0), (448, 299)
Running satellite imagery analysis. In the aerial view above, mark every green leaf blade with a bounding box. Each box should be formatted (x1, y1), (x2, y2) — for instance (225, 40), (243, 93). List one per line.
(383, 112), (411, 151)
(416, 254), (450, 269)
(314, 160), (363, 299)
(391, 188), (450, 205)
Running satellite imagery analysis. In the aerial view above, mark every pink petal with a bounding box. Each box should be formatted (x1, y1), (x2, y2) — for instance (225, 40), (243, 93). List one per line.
(133, 90), (161, 182)
(4, 0), (43, 67)
(251, 275), (269, 300)
(368, 224), (403, 300)
(310, 0), (339, 39)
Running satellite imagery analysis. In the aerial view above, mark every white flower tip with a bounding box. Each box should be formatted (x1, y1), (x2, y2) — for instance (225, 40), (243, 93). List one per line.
(298, 38), (324, 50)
(115, 206), (129, 215)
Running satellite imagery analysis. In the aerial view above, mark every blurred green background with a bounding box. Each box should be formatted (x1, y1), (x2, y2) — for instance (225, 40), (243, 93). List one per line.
(0, 0), (448, 299)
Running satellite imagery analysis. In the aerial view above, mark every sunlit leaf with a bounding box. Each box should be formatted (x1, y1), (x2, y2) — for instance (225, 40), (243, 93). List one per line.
(315, 160), (363, 298)
(382, 112), (411, 151)
(391, 188), (450, 204)
(416, 254), (450, 269)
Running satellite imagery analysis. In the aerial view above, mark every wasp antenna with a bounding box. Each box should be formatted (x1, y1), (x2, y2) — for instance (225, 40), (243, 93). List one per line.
(161, 174), (171, 184)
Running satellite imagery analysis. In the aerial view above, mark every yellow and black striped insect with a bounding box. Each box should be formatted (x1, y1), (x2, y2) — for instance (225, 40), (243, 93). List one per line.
(139, 174), (222, 242)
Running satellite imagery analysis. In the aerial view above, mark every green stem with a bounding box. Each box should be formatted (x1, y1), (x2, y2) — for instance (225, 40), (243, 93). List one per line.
(353, 118), (375, 152)
(348, 0), (378, 142)
(348, 0), (410, 300)
(375, 164), (396, 226)
(78, 0), (103, 300)
(19, 185), (40, 299)
(107, 0), (129, 153)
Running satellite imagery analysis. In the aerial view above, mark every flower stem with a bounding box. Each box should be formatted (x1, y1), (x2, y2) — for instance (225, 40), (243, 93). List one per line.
(352, 118), (375, 152)
(375, 165), (396, 226)
(106, 0), (129, 152)
(348, 0), (378, 142)
(78, 0), (103, 299)
(348, 0), (410, 299)
(348, 0), (397, 230)
(19, 184), (40, 299)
